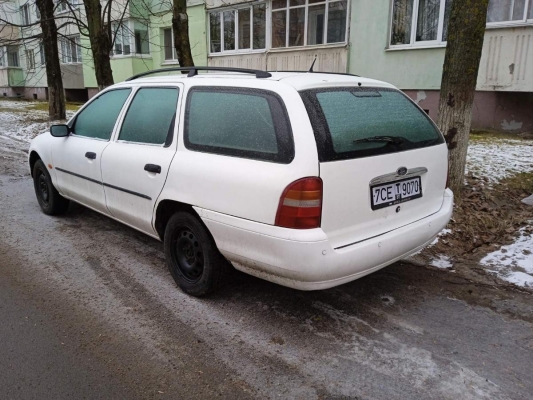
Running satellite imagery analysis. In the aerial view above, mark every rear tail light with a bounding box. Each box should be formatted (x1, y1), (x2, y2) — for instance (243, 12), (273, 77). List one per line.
(275, 177), (323, 229)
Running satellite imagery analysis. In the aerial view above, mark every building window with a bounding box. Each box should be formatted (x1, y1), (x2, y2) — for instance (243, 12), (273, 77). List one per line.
(111, 22), (131, 56)
(134, 21), (150, 54)
(271, 0), (347, 48)
(25, 49), (35, 70)
(7, 46), (19, 67)
(60, 35), (82, 63)
(163, 28), (177, 60)
(390, 0), (452, 46)
(209, 3), (267, 53)
(56, 0), (80, 13)
(21, 4), (31, 25)
(487, 0), (533, 23)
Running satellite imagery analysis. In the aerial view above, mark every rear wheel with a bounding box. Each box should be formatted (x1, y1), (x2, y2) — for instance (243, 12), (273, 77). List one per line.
(32, 160), (69, 215)
(164, 212), (229, 296)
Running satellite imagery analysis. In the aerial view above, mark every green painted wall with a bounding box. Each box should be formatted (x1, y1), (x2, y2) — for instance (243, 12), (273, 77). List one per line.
(348, 1), (446, 90)
(83, 3), (207, 89)
(149, 4), (208, 69)
(8, 68), (24, 86)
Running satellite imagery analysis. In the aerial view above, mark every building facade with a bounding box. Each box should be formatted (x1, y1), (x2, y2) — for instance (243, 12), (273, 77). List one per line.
(0, 0), (532, 132)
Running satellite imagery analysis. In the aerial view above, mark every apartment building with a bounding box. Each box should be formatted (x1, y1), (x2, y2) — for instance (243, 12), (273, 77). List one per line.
(1, 0), (531, 132)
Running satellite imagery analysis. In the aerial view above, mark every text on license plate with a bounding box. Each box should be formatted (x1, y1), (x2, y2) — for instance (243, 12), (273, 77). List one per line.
(371, 177), (422, 210)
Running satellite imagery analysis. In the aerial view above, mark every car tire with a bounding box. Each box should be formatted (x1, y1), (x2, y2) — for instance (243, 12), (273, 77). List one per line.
(164, 211), (229, 297)
(33, 159), (70, 215)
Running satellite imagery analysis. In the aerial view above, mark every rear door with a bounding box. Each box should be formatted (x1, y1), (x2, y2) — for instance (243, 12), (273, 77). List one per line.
(100, 86), (181, 236)
(301, 87), (448, 249)
(52, 88), (132, 214)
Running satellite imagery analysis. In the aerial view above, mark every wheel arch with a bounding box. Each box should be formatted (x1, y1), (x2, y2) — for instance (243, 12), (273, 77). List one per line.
(29, 151), (41, 177)
(154, 199), (198, 241)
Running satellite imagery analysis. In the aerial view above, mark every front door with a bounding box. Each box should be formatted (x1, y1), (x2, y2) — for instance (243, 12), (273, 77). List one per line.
(101, 86), (181, 236)
(52, 88), (132, 214)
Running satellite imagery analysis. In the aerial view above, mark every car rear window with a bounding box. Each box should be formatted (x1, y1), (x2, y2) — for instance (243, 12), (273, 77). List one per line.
(184, 87), (294, 163)
(300, 87), (444, 162)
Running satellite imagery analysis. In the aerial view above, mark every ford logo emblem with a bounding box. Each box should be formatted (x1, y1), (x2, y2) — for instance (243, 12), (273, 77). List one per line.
(397, 167), (408, 176)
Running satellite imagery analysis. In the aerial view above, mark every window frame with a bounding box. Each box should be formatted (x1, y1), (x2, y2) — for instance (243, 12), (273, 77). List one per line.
(162, 27), (178, 63)
(208, 3), (268, 55)
(70, 88), (133, 142)
(60, 35), (82, 64)
(110, 20), (151, 58)
(207, 0), (348, 55)
(20, 4), (31, 25)
(270, 0), (349, 49)
(117, 86), (180, 147)
(388, 0), (450, 50)
(486, 0), (533, 29)
(25, 49), (35, 70)
(184, 86), (295, 164)
(6, 46), (20, 67)
(55, 0), (80, 14)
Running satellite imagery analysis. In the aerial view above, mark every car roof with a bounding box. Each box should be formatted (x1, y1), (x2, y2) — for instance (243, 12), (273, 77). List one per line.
(114, 72), (397, 91)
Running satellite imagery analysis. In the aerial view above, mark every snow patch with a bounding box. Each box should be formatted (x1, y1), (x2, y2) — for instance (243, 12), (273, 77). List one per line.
(466, 139), (533, 184)
(430, 255), (453, 269)
(481, 225), (533, 287)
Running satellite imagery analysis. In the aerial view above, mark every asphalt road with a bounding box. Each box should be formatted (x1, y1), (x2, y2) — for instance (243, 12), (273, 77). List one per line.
(1, 138), (533, 399)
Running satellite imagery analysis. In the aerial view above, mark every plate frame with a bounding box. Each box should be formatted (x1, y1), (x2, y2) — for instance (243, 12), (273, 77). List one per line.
(370, 176), (423, 210)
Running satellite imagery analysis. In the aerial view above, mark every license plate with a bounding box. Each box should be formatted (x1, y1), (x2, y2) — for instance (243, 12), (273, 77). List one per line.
(370, 177), (422, 210)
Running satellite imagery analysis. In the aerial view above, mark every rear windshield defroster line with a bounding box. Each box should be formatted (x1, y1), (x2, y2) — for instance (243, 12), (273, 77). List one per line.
(300, 87), (445, 162)
(184, 86), (295, 164)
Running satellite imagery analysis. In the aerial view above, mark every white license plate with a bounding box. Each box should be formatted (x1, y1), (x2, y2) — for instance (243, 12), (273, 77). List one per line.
(370, 177), (422, 210)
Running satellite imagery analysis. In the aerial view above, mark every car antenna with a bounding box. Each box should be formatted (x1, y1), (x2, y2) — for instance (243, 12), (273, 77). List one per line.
(308, 56), (317, 73)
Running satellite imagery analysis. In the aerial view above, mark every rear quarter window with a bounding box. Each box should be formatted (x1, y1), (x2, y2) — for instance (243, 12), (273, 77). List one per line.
(184, 87), (294, 163)
(300, 87), (444, 162)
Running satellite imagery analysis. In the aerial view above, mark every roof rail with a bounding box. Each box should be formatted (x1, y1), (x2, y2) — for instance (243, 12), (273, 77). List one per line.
(126, 66), (272, 81)
(268, 70), (360, 77)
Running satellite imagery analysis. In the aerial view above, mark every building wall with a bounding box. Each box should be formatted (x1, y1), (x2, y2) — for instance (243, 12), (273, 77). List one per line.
(348, 1), (533, 93)
(406, 90), (533, 134)
(149, 3), (208, 69)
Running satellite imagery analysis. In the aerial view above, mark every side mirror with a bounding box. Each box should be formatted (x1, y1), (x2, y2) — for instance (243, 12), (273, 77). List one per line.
(50, 124), (69, 137)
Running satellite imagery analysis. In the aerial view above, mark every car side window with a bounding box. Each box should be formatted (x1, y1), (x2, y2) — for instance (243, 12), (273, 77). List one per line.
(184, 87), (294, 163)
(74, 89), (131, 140)
(118, 87), (179, 145)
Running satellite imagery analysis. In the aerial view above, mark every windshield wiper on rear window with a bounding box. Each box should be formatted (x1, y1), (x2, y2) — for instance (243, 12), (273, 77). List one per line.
(353, 136), (409, 145)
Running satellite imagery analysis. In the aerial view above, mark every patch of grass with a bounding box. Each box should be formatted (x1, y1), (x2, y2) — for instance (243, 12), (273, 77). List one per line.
(26, 102), (82, 112)
(504, 172), (533, 193)
(469, 130), (526, 142)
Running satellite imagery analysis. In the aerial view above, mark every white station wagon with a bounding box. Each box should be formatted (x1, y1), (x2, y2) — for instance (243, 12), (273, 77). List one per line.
(29, 67), (453, 296)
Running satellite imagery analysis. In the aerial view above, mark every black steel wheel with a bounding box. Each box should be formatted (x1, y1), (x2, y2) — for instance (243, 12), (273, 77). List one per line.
(164, 212), (229, 296)
(32, 159), (69, 215)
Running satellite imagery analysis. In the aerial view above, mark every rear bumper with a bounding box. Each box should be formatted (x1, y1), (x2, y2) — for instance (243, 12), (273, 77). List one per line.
(195, 188), (453, 290)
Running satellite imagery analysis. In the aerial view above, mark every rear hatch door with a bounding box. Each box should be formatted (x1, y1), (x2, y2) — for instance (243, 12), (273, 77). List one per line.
(301, 87), (448, 249)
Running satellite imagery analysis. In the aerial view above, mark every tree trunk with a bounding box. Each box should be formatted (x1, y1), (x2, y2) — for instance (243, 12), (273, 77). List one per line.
(437, 0), (489, 199)
(36, 0), (65, 120)
(172, 0), (195, 67)
(83, 0), (114, 89)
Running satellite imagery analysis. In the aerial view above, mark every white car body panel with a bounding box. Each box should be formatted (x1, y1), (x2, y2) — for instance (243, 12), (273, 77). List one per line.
(195, 189), (453, 290)
(28, 72), (453, 291)
(100, 83), (184, 235)
(320, 144), (448, 249)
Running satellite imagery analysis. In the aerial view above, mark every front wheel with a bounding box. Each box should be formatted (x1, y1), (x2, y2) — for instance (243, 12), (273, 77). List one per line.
(32, 160), (69, 215)
(164, 212), (229, 297)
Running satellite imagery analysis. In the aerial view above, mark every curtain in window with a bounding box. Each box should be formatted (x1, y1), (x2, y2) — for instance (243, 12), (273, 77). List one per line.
(223, 11), (235, 51)
(253, 4), (266, 49)
(416, 0), (440, 41)
(391, 0), (414, 45)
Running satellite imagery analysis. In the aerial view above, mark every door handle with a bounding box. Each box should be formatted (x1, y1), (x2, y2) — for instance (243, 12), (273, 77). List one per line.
(85, 152), (96, 160)
(144, 164), (161, 174)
